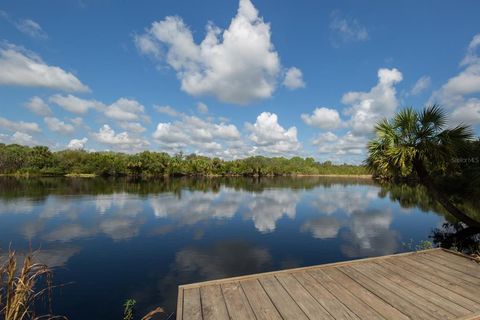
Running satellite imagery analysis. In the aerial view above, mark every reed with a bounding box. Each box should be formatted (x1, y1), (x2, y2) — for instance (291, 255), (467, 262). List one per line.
(0, 249), (65, 320)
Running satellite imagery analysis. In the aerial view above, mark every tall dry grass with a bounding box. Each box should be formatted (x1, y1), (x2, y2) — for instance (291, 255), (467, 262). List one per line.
(0, 249), (65, 320)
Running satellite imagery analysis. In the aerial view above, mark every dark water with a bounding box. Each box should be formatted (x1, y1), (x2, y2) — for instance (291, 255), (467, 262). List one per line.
(0, 176), (448, 319)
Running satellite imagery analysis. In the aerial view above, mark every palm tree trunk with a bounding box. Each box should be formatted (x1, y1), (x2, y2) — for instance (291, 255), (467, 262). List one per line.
(413, 155), (480, 228)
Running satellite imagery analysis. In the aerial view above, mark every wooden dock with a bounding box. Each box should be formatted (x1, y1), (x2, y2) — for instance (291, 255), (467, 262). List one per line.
(176, 248), (480, 320)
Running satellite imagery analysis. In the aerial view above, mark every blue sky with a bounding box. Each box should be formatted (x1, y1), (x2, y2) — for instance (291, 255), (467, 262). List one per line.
(0, 0), (479, 163)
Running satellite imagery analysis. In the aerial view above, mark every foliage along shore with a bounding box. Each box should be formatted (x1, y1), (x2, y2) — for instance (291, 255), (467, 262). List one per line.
(0, 143), (368, 177)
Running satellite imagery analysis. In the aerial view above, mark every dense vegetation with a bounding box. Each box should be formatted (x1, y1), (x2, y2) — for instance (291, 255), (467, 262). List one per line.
(0, 143), (367, 177)
(366, 105), (480, 228)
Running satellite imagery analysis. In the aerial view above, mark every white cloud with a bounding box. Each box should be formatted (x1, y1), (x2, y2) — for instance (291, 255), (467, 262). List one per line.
(313, 131), (368, 157)
(461, 34), (480, 66)
(410, 75), (431, 95)
(119, 122), (146, 133)
(246, 112), (300, 155)
(15, 19), (47, 39)
(330, 11), (368, 45)
(244, 189), (300, 233)
(67, 137), (88, 150)
(105, 98), (147, 122)
(93, 124), (149, 149)
(197, 102), (208, 114)
(301, 107), (341, 130)
(135, 0), (300, 104)
(44, 117), (75, 135)
(153, 115), (241, 155)
(50, 94), (101, 114)
(154, 105), (179, 117)
(450, 98), (480, 125)
(11, 131), (35, 145)
(430, 34), (480, 125)
(0, 117), (41, 133)
(342, 68), (403, 135)
(283, 67), (305, 89)
(0, 44), (89, 92)
(25, 96), (52, 116)
(301, 216), (342, 239)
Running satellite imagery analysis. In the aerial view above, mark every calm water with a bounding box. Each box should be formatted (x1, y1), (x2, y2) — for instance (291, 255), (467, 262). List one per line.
(0, 176), (446, 319)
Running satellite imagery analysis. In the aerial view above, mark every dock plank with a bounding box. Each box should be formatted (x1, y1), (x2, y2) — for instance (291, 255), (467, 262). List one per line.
(200, 285), (229, 320)
(275, 272), (334, 319)
(183, 288), (202, 320)
(308, 268), (383, 320)
(293, 271), (361, 320)
(177, 249), (480, 320)
(378, 259), (480, 312)
(221, 282), (256, 320)
(258, 275), (309, 320)
(241, 279), (282, 320)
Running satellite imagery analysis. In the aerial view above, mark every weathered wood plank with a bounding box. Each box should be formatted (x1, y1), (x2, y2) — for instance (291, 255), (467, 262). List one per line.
(200, 285), (229, 320)
(408, 255), (480, 285)
(179, 248), (443, 290)
(241, 279), (282, 320)
(398, 256), (480, 295)
(177, 288), (184, 320)
(178, 249), (480, 320)
(293, 271), (361, 320)
(352, 262), (457, 319)
(432, 249), (480, 269)
(422, 251), (480, 277)
(221, 282), (256, 320)
(379, 259), (480, 311)
(321, 267), (410, 320)
(369, 261), (471, 317)
(308, 268), (384, 320)
(275, 272), (335, 319)
(339, 265), (435, 320)
(183, 287), (203, 320)
(258, 275), (309, 320)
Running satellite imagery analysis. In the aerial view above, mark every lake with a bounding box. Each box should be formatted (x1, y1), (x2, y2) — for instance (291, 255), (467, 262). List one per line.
(0, 176), (447, 319)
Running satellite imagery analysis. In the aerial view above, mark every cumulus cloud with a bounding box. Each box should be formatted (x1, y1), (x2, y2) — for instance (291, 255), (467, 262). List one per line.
(341, 209), (398, 257)
(313, 131), (368, 163)
(246, 112), (300, 155)
(196, 102), (208, 114)
(15, 19), (48, 39)
(93, 124), (149, 150)
(244, 189), (300, 233)
(154, 105), (179, 117)
(119, 122), (146, 133)
(342, 68), (403, 135)
(283, 67), (305, 89)
(430, 34), (480, 125)
(25, 96), (52, 116)
(49, 94), (102, 114)
(330, 11), (368, 45)
(153, 115), (241, 155)
(44, 117), (75, 135)
(105, 98), (148, 122)
(0, 117), (41, 133)
(0, 44), (89, 92)
(11, 131), (35, 145)
(67, 137), (88, 150)
(410, 75), (431, 96)
(135, 0), (299, 104)
(301, 216), (342, 239)
(301, 107), (341, 130)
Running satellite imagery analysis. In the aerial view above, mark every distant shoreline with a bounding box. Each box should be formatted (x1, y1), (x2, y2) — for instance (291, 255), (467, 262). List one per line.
(0, 173), (372, 179)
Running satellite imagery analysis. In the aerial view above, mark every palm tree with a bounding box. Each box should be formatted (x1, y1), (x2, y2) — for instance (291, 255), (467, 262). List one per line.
(366, 105), (480, 228)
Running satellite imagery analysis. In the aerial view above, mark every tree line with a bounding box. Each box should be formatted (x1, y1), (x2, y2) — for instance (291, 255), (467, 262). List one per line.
(0, 143), (368, 177)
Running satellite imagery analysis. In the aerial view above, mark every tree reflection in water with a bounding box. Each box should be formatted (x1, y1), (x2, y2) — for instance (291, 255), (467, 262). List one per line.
(378, 182), (480, 254)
